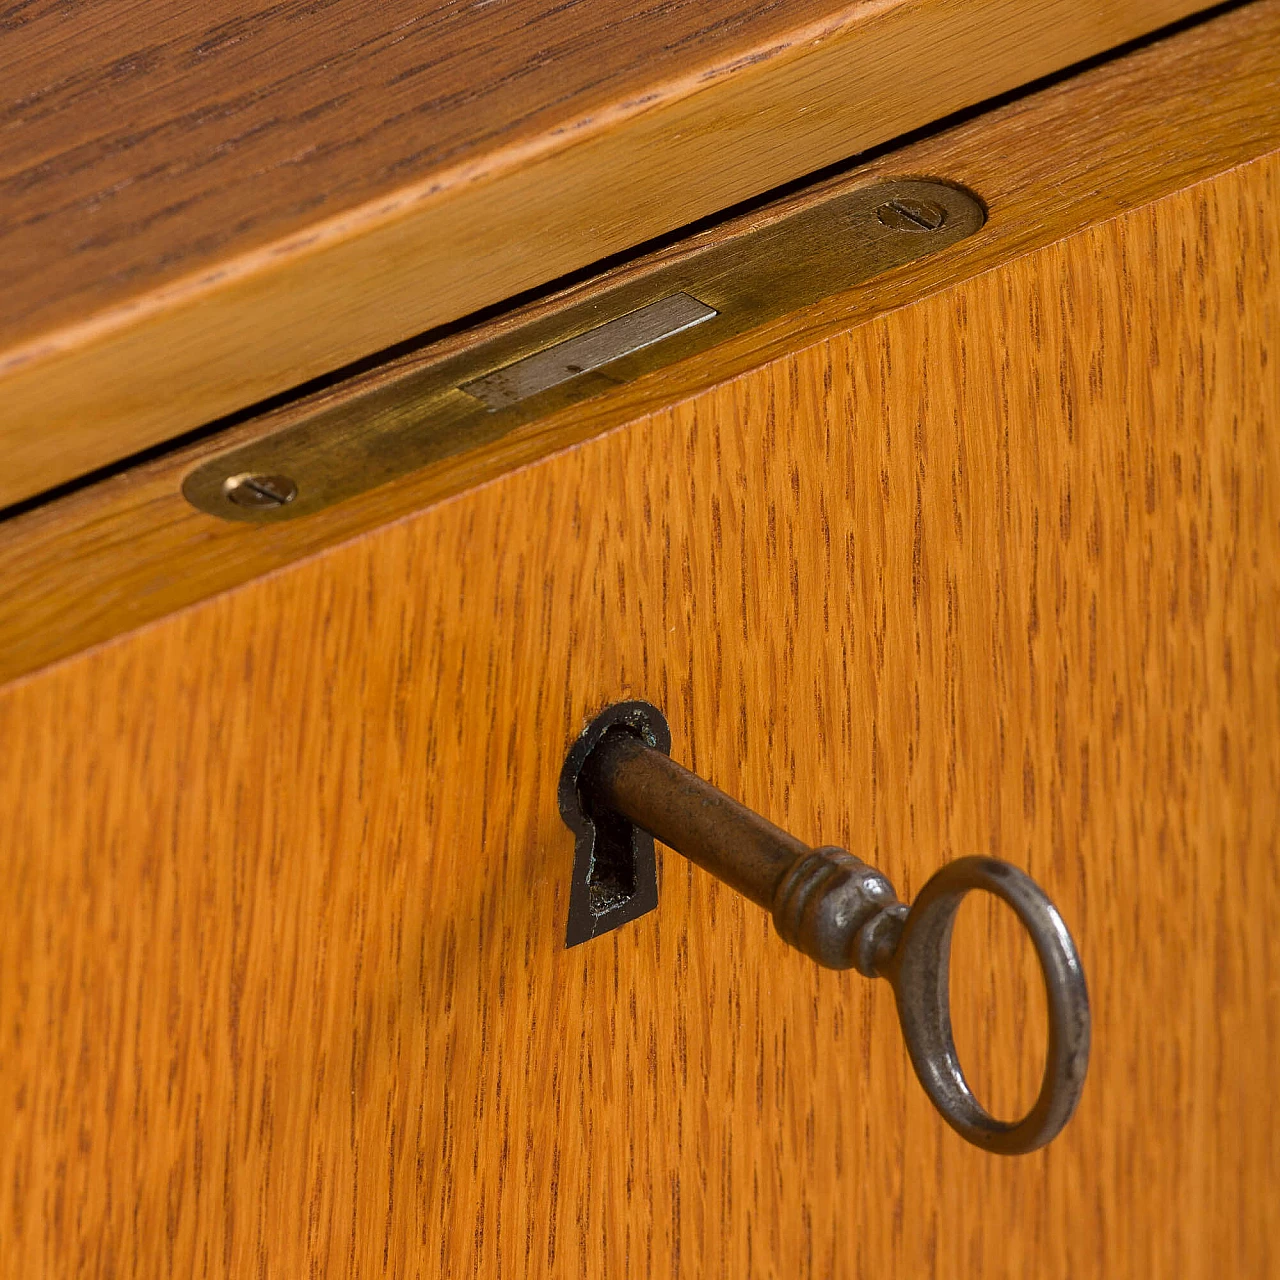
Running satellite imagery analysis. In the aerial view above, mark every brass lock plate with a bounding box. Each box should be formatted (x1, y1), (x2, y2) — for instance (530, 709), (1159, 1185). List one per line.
(183, 179), (984, 522)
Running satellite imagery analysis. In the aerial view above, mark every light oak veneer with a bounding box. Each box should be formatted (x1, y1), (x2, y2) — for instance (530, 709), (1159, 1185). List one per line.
(0, 106), (1276, 1280)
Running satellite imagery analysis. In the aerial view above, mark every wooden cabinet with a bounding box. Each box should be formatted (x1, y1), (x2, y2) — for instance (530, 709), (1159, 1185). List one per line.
(1, 3), (1277, 1275)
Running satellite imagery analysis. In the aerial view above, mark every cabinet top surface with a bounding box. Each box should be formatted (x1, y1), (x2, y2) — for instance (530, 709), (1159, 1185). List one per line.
(2, 0), (849, 349)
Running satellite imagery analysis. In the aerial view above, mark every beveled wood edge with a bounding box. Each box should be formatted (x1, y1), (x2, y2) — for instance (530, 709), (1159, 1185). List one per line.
(0, 0), (1214, 508)
(0, 0), (1277, 689)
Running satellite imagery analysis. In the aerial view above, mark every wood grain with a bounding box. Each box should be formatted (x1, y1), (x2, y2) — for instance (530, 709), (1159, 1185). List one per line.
(1, 137), (1276, 1276)
(0, 0), (1214, 507)
(2, 0), (1279, 687)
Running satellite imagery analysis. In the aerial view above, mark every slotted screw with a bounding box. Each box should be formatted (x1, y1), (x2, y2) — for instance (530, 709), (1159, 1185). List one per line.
(876, 199), (947, 232)
(223, 473), (298, 509)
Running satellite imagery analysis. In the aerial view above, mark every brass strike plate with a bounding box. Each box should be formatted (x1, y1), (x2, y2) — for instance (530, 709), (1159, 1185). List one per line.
(184, 179), (984, 522)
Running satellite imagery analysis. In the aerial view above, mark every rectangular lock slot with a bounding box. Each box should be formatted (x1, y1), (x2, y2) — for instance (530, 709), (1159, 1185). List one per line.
(460, 293), (717, 408)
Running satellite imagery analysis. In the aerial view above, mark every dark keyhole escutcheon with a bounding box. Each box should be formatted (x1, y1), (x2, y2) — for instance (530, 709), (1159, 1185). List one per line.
(559, 701), (668, 946)
(560, 701), (1090, 1156)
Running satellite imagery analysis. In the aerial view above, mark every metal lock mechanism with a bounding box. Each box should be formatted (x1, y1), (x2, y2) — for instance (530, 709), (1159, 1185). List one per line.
(184, 179), (984, 522)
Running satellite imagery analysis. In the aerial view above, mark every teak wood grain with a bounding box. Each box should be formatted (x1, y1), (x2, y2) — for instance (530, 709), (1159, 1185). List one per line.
(0, 0), (1215, 508)
(2, 0), (1279, 688)
(1, 138), (1276, 1275)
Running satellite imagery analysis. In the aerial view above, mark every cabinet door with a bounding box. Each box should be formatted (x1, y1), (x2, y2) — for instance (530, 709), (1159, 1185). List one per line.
(1, 134), (1277, 1280)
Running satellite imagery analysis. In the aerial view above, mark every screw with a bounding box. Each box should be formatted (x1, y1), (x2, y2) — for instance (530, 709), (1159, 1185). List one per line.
(223, 473), (298, 509)
(876, 199), (947, 232)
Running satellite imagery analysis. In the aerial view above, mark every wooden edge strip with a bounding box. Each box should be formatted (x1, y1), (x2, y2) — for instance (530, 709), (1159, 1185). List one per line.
(0, 0), (1277, 688)
(0, 0), (1213, 508)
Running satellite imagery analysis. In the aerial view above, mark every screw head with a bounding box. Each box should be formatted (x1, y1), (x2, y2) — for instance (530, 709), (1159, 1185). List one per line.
(223, 473), (298, 509)
(875, 199), (947, 232)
